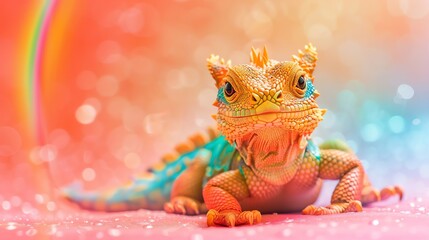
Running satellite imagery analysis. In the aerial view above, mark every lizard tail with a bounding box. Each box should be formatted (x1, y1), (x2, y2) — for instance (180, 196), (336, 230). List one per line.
(318, 139), (354, 153)
(62, 149), (197, 212)
(62, 170), (177, 212)
(63, 127), (222, 212)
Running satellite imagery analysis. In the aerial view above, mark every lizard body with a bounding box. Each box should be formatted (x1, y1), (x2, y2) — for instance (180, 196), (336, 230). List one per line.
(64, 44), (403, 227)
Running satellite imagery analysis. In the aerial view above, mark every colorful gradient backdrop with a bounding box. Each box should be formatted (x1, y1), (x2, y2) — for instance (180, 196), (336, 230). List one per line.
(1, 0), (429, 218)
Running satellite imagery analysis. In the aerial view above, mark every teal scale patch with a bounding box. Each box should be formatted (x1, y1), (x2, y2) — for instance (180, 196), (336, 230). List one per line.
(203, 135), (238, 185)
(304, 80), (316, 99)
(305, 139), (321, 164)
(131, 149), (201, 204)
(217, 87), (228, 105)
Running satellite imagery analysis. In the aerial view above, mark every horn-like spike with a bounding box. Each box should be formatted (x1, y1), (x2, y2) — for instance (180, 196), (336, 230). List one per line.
(212, 100), (220, 107)
(207, 54), (231, 88)
(262, 46), (269, 63)
(313, 90), (320, 99)
(250, 46), (269, 68)
(292, 43), (318, 82)
(250, 47), (258, 64)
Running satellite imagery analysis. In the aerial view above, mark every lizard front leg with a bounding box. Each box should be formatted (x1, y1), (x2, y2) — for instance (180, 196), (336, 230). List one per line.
(303, 149), (364, 215)
(164, 152), (209, 215)
(203, 170), (261, 227)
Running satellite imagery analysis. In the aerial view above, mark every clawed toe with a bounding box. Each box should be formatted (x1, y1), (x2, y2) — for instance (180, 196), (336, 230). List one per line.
(380, 186), (403, 201)
(206, 209), (262, 227)
(361, 187), (381, 204)
(302, 200), (362, 215)
(164, 196), (202, 215)
(361, 185), (403, 205)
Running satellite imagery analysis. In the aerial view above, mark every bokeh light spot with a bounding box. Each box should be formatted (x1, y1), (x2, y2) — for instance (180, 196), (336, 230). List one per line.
(97, 40), (122, 64)
(412, 118), (421, 125)
(2, 201), (11, 210)
(388, 0), (429, 19)
(82, 168), (96, 182)
(76, 104), (97, 125)
(0, 126), (22, 157)
(6, 222), (17, 230)
(10, 196), (21, 207)
(48, 129), (70, 149)
(96, 75), (120, 97)
(144, 113), (167, 134)
(35, 194), (44, 204)
(29, 147), (42, 164)
(26, 229), (37, 236)
(397, 84), (414, 100)
(338, 90), (356, 109)
(108, 228), (121, 237)
(360, 123), (381, 142)
(388, 115), (405, 133)
(124, 152), (141, 169)
(39, 144), (58, 162)
(84, 98), (102, 112)
(21, 202), (33, 214)
(46, 201), (56, 211)
(118, 7), (144, 33)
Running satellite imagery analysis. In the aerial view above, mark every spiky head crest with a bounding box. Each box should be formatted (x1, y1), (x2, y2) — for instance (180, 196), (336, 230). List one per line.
(250, 46), (269, 68)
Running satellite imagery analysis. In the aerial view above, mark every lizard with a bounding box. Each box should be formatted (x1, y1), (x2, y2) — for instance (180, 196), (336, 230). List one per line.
(63, 43), (403, 227)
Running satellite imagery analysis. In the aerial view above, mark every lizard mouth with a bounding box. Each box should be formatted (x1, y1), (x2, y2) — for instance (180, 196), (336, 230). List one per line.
(218, 107), (319, 120)
(218, 99), (322, 120)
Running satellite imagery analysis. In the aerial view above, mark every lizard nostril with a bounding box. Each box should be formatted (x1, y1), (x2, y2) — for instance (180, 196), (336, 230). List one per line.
(273, 91), (283, 102)
(251, 93), (260, 103)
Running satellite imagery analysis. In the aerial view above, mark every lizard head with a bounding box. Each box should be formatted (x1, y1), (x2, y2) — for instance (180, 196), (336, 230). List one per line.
(207, 44), (326, 182)
(208, 44), (326, 144)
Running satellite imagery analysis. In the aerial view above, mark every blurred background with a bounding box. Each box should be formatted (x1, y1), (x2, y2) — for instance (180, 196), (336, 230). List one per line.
(0, 0), (428, 214)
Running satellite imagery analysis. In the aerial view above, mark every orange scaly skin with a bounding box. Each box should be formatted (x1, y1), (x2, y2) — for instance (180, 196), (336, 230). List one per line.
(202, 44), (403, 227)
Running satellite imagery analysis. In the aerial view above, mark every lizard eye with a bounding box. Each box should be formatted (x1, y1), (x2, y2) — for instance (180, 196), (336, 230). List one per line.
(296, 75), (306, 90)
(224, 81), (236, 97)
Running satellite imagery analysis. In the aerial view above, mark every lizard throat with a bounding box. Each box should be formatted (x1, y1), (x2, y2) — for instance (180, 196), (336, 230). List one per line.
(235, 128), (306, 185)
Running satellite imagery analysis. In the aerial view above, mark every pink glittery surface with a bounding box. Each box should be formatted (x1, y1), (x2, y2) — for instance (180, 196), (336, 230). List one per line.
(1, 197), (429, 240)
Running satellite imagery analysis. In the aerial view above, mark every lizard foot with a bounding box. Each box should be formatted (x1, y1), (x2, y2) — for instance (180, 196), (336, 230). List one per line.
(380, 186), (403, 201)
(164, 196), (206, 215)
(302, 200), (363, 215)
(361, 186), (381, 204)
(206, 209), (261, 227)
